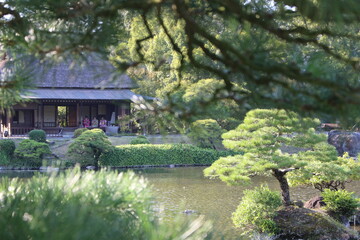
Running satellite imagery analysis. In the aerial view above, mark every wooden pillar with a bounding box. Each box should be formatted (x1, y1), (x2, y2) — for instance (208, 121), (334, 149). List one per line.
(55, 105), (58, 127)
(76, 101), (80, 127)
(6, 115), (11, 137)
(37, 103), (40, 128)
(80, 101), (83, 122)
(40, 102), (44, 128)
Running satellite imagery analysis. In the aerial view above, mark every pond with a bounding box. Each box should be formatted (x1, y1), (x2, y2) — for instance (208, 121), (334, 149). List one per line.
(1, 167), (360, 239)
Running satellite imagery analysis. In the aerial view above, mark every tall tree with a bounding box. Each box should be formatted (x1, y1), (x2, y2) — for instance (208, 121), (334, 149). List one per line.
(0, 0), (359, 122)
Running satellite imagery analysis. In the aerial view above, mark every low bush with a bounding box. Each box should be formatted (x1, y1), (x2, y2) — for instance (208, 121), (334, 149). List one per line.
(0, 139), (16, 166)
(0, 168), (212, 240)
(99, 144), (237, 166)
(130, 135), (151, 145)
(0, 151), (11, 166)
(14, 139), (51, 167)
(0, 139), (16, 157)
(73, 128), (89, 138)
(29, 129), (47, 142)
(322, 189), (359, 218)
(232, 185), (282, 235)
(68, 128), (112, 167)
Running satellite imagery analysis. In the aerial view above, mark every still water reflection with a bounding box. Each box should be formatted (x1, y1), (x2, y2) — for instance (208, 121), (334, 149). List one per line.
(131, 167), (320, 239)
(2, 167), (360, 239)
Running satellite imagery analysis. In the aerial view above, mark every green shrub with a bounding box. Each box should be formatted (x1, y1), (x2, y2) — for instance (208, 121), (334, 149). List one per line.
(232, 185), (282, 235)
(28, 129), (47, 142)
(0, 139), (16, 156)
(0, 139), (15, 166)
(0, 151), (11, 166)
(130, 136), (151, 145)
(67, 128), (112, 167)
(14, 139), (51, 167)
(0, 168), (212, 240)
(322, 189), (359, 218)
(188, 119), (225, 149)
(73, 128), (89, 138)
(99, 144), (236, 166)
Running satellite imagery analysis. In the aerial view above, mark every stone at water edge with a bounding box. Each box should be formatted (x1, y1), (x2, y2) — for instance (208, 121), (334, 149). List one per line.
(328, 131), (360, 157)
(304, 196), (351, 227)
(273, 206), (358, 240)
(183, 210), (197, 214)
(304, 196), (326, 209)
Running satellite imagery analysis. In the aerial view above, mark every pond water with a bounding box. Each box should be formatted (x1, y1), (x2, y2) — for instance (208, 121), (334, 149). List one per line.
(1, 167), (360, 239)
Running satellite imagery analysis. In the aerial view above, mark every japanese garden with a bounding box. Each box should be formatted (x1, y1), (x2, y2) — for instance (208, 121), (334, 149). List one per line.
(0, 0), (360, 239)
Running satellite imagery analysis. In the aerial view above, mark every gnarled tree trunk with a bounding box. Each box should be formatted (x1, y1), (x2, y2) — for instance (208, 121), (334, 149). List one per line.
(272, 169), (291, 206)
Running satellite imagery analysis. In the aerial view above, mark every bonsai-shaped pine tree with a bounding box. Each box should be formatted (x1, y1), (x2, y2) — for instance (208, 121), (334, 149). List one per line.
(287, 149), (360, 192)
(204, 109), (344, 206)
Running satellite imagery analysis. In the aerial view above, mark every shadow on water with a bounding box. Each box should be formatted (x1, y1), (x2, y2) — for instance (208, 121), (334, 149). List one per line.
(0, 170), (38, 178)
(2, 167), (360, 239)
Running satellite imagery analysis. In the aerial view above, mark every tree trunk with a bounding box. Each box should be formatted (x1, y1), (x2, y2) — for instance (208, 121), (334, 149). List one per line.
(272, 169), (291, 206)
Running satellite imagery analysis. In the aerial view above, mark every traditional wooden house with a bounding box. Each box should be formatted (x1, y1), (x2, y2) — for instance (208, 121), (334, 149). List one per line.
(0, 55), (142, 137)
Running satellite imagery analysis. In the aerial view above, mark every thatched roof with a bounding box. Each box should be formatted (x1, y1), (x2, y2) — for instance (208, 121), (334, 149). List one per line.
(1, 53), (137, 89)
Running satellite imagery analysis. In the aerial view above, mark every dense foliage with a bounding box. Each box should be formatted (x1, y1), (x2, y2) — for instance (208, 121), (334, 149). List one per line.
(67, 129), (112, 168)
(14, 139), (51, 167)
(28, 129), (47, 143)
(232, 185), (282, 235)
(0, 1), (359, 124)
(0, 151), (10, 165)
(188, 119), (225, 150)
(204, 109), (344, 206)
(322, 189), (359, 218)
(0, 168), (212, 240)
(73, 128), (89, 138)
(0, 139), (15, 165)
(288, 151), (360, 191)
(100, 144), (236, 167)
(130, 135), (151, 145)
(0, 139), (15, 157)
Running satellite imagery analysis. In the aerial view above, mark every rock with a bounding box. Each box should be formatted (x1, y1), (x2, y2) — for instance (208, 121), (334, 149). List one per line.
(86, 166), (96, 170)
(304, 196), (326, 209)
(328, 130), (360, 157)
(183, 209), (197, 214)
(292, 200), (304, 208)
(274, 206), (358, 240)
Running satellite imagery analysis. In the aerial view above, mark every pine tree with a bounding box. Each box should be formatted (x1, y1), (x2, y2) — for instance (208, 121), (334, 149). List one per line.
(204, 109), (360, 205)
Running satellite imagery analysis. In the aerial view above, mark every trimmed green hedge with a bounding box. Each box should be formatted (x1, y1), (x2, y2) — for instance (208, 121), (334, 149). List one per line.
(0, 139), (16, 156)
(99, 144), (239, 167)
(0, 139), (15, 166)
(29, 129), (47, 142)
(14, 139), (51, 167)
